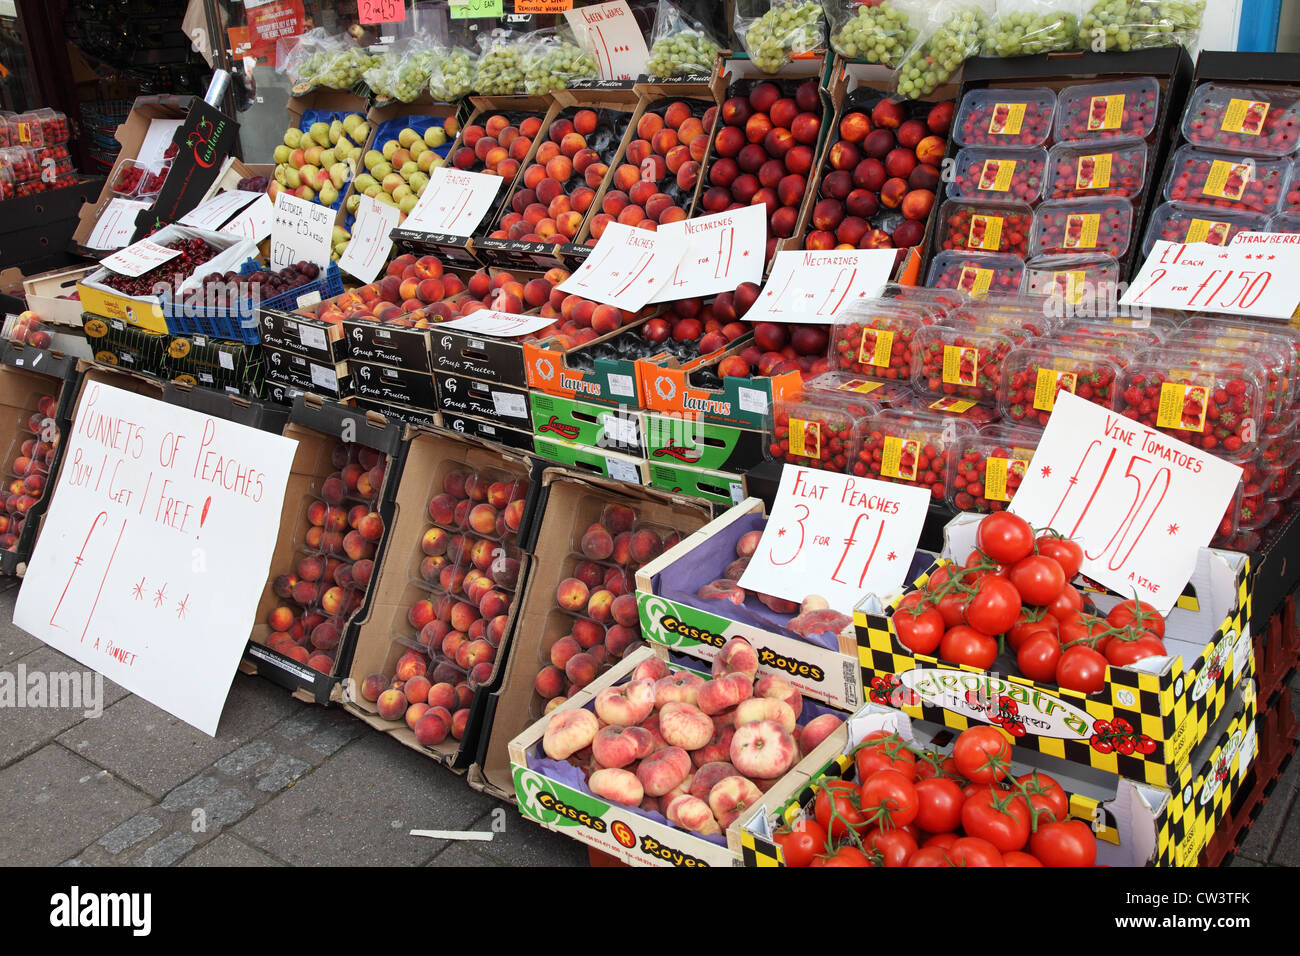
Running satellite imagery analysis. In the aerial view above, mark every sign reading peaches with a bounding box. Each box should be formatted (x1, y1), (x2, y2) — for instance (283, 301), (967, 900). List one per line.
(738, 465), (930, 614)
(403, 166), (504, 238)
(557, 221), (687, 311)
(14, 384), (296, 735)
(754, 249), (895, 325)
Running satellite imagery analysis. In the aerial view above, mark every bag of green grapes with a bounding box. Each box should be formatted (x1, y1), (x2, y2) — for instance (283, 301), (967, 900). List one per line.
(894, 0), (994, 98)
(362, 44), (397, 101)
(1077, 0), (1204, 52)
(277, 28), (344, 93)
(985, 0), (1081, 57)
(647, 0), (724, 80)
(428, 44), (477, 102)
(473, 29), (530, 96)
(386, 37), (440, 102)
(522, 29), (599, 94)
(824, 0), (925, 68)
(735, 0), (827, 74)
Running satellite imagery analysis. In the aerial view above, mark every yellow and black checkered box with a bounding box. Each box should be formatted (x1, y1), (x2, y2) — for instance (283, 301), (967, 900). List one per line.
(852, 554), (1253, 789)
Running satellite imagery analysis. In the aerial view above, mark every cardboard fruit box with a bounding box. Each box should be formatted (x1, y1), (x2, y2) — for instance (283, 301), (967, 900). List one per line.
(643, 410), (767, 474)
(854, 511), (1254, 787)
(529, 392), (646, 456)
(738, 681), (1257, 867)
(343, 427), (539, 770)
(438, 411), (534, 454)
(468, 469), (714, 802)
(639, 351), (801, 430)
(257, 307), (348, 366)
(242, 397), (404, 702)
(532, 434), (650, 484)
(263, 346), (352, 404)
(635, 497), (892, 710)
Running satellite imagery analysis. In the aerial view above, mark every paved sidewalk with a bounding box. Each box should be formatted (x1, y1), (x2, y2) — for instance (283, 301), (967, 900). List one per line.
(0, 577), (1295, 867)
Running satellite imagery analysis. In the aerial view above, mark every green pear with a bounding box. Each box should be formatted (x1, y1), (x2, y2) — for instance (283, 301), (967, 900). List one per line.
(424, 127), (446, 148)
(364, 184), (382, 198)
(398, 128), (420, 149)
(329, 120), (343, 145)
(346, 194), (362, 215)
(409, 140), (427, 160)
(309, 122), (331, 147)
(352, 173), (377, 193)
(342, 114), (363, 135)
(274, 163), (289, 186)
(363, 150), (384, 172)
(376, 192), (397, 207)
(382, 140), (399, 161)
(283, 128), (302, 149)
(392, 184), (412, 203)
(320, 148), (336, 169)
(333, 226), (350, 243)
(318, 182), (339, 206)
(399, 161), (418, 180)
(408, 172), (429, 194)
(284, 166), (302, 189)
(371, 162), (393, 180)
(329, 162), (349, 189)
(351, 123), (371, 145)
(273, 145), (291, 165)
(399, 194), (419, 214)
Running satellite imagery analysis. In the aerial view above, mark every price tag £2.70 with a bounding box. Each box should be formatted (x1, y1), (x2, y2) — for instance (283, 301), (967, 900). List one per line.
(270, 192), (335, 271)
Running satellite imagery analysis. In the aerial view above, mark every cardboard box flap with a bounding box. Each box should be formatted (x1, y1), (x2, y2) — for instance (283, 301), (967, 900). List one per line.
(292, 393), (403, 456)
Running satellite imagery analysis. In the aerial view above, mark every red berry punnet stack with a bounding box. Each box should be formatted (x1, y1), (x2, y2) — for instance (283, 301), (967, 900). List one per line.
(829, 301), (932, 382)
(1043, 141), (1148, 200)
(1165, 328), (1296, 426)
(1181, 83), (1300, 158)
(803, 370), (914, 409)
(947, 425), (1041, 513)
(1054, 322), (1163, 354)
(912, 325), (1014, 405)
(1022, 254), (1121, 301)
(997, 344), (1124, 429)
(1163, 145), (1286, 214)
(948, 147), (1047, 203)
(878, 281), (968, 314)
(936, 199), (1033, 257)
(1030, 197), (1134, 259)
(849, 408), (976, 500)
(0, 394), (60, 552)
(953, 88), (1056, 148)
(1140, 201), (1266, 256)
(950, 297), (1063, 338)
(768, 390), (878, 473)
(926, 251), (1025, 297)
(1054, 78), (1160, 145)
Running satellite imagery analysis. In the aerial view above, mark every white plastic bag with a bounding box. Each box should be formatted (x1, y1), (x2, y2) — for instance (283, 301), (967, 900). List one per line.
(825, 0), (924, 68)
(985, 0), (1081, 56)
(522, 30), (598, 95)
(1077, 0), (1204, 52)
(736, 0), (826, 74)
(428, 45), (477, 101)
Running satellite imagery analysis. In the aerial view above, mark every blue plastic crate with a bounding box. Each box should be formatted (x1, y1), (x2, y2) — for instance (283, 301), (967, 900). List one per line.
(163, 259), (344, 345)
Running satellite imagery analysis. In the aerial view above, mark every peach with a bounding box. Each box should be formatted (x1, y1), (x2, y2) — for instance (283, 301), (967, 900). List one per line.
(360, 673), (388, 702)
(628, 529), (662, 564)
(310, 620), (341, 650)
(586, 588), (615, 623)
(564, 652), (598, 688)
(691, 725), (736, 768)
(543, 707), (599, 760)
(535, 665), (565, 699)
(414, 709), (450, 747)
(404, 675), (432, 705)
(712, 637), (760, 680)
(592, 724), (655, 769)
(610, 594), (639, 630)
(556, 577), (589, 611)
(636, 746), (692, 797)
(589, 768), (644, 806)
(755, 673), (804, 717)
(572, 618), (606, 649)
(376, 688), (407, 721)
(658, 701), (714, 751)
(395, 650), (428, 682)
(735, 696), (797, 734)
(632, 656), (671, 683)
(605, 626), (639, 658)
(580, 523), (614, 560)
(697, 672), (754, 715)
(268, 606), (294, 632)
(593, 678), (655, 726)
(798, 713), (843, 755)
(654, 671), (706, 708)
(550, 636), (583, 670)
(664, 794), (720, 836)
(708, 775), (764, 829)
(688, 761), (738, 801)
(730, 719), (798, 779)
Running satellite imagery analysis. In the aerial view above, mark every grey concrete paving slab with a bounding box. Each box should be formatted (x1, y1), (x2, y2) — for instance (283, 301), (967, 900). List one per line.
(179, 834), (285, 867)
(0, 645), (125, 769)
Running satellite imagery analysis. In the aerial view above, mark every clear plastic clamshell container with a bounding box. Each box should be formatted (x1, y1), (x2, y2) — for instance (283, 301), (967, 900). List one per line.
(947, 424), (1042, 513)
(769, 389), (879, 474)
(1044, 141), (1148, 200)
(997, 344), (1124, 428)
(1165, 327), (1296, 420)
(1030, 197), (1134, 258)
(878, 282), (968, 315)
(1163, 145), (1287, 215)
(1054, 78), (1160, 145)
(829, 300), (932, 381)
(911, 324), (1015, 404)
(949, 298), (1061, 337)
(1181, 83), (1300, 158)
(953, 87), (1057, 148)
(1141, 201), (1267, 256)
(848, 408), (977, 499)
(1022, 253), (1121, 303)
(949, 147), (1048, 203)
(1185, 314), (1300, 401)
(925, 251), (1026, 298)
(935, 199), (1034, 257)
(803, 370), (914, 409)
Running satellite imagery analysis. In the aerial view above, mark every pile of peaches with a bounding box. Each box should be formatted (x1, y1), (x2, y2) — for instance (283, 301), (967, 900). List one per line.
(805, 98), (953, 251)
(360, 466), (528, 748)
(0, 393), (59, 552)
(264, 442), (389, 675)
(532, 503), (675, 713)
(449, 111), (543, 182)
(537, 637), (844, 837)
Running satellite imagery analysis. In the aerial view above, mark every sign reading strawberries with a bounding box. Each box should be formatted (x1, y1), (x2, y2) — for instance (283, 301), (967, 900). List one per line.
(1121, 233), (1300, 319)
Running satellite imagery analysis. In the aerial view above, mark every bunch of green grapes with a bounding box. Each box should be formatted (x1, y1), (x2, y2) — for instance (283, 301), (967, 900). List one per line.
(475, 43), (525, 95)
(744, 1), (824, 73)
(896, 4), (990, 97)
(524, 41), (597, 95)
(429, 49), (475, 101)
(985, 9), (1078, 56)
(646, 29), (720, 78)
(1078, 0), (1203, 51)
(830, 0), (917, 66)
(392, 50), (437, 101)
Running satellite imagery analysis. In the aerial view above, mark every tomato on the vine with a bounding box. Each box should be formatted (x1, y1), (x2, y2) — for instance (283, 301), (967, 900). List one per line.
(854, 731), (917, 780)
(948, 835), (1006, 866)
(906, 846), (953, 866)
(1008, 607), (1059, 651)
(940, 625), (998, 669)
(1046, 584), (1084, 621)
(975, 512), (1035, 565)
(1056, 645), (1108, 694)
(894, 605), (945, 655)
(1015, 771), (1069, 825)
(1029, 819), (1097, 867)
(1009, 554), (1066, 606)
(965, 576), (1023, 636)
(952, 726), (1012, 784)
(820, 844), (871, 867)
(913, 776), (965, 834)
(864, 826), (918, 867)
(814, 780), (866, 840)
(1003, 850), (1045, 866)
(1059, 613), (1110, 653)
(773, 817), (828, 867)
(961, 786), (1031, 853)
(1036, 534), (1083, 579)
(859, 769), (919, 829)
(1104, 632), (1167, 667)
(1107, 599), (1165, 639)
(1017, 630), (1063, 683)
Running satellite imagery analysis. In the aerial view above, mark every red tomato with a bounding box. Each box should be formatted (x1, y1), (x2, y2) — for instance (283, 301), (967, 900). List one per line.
(863, 826), (918, 867)
(894, 605), (946, 655)
(1015, 771), (1069, 825)
(854, 731), (917, 780)
(1056, 645), (1108, 694)
(964, 550), (1010, 580)
(1046, 583), (1084, 621)
(952, 725), (1012, 784)
(975, 512), (1035, 565)
(965, 577), (1023, 636)
(814, 780), (866, 840)
(1035, 534), (1083, 578)
(940, 625), (998, 669)
(1017, 630), (1063, 683)
(1003, 850), (1045, 866)
(961, 786), (1031, 853)
(773, 817), (827, 867)
(1029, 819), (1097, 867)
(1104, 633), (1167, 667)
(913, 754), (961, 781)
(913, 776), (965, 834)
(1009, 554), (1066, 606)
(906, 846), (953, 867)
(1107, 599), (1165, 639)
(949, 835), (1006, 866)
(1059, 613), (1110, 653)
(821, 844), (871, 866)
(859, 769), (919, 829)
(924, 831), (960, 849)
(1008, 607), (1059, 651)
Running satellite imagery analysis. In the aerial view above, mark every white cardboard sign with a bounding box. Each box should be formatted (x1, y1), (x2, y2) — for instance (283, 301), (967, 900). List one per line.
(1008, 392), (1243, 615)
(564, 0), (649, 80)
(101, 238), (182, 278)
(86, 199), (151, 251)
(338, 195), (401, 283)
(650, 204), (766, 303)
(137, 119), (183, 172)
(557, 221), (686, 311)
(738, 465), (931, 615)
(177, 189), (263, 230)
(438, 310), (555, 338)
(1121, 234), (1300, 319)
(753, 249), (896, 324)
(403, 166), (504, 237)
(14, 383), (297, 735)
(220, 193), (275, 243)
(271, 192), (335, 270)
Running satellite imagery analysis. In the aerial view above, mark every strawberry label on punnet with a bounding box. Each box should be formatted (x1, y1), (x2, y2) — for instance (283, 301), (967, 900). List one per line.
(941, 345), (979, 387)
(928, 397), (976, 413)
(989, 103), (1026, 135)
(968, 215), (1003, 251)
(858, 328), (894, 367)
(1088, 94), (1125, 131)
(1157, 382), (1209, 432)
(1051, 270), (1088, 303)
(788, 418), (821, 459)
(1033, 368), (1077, 412)
(1204, 160), (1252, 201)
(985, 456), (1028, 501)
(1076, 154), (1112, 190)
(1223, 99), (1270, 135)
(979, 159), (1016, 192)
(1063, 213), (1100, 250)
(838, 379), (883, 395)
(958, 266), (993, 295)
(1186, 218), (1231, 245)
(881, 436), (919, 481)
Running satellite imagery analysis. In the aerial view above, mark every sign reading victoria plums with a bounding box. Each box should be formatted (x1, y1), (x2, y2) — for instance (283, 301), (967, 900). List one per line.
(738, 465), (930, 614)
(14, 384), (296, 735)
(1008, 392), (1242, 615)
(753, 249), (895, 325)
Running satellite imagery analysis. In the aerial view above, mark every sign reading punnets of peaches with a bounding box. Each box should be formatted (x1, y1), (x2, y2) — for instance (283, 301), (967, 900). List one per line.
(14, 383), (297, 735)
(751, 248), (895, 325)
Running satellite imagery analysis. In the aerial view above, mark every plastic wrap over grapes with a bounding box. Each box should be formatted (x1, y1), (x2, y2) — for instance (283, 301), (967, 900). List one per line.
(523, 41), (597, 95)
(830, 0), (918, 66)
(474, 44), (525, 95)
(742, 0), (826, 74)
(1077, 0), (1205, 52)
(647, 30), (720, 78)
(896, 4), (992, 98)
(429, 49), (475, 101)
(985, 6), (1079, 57)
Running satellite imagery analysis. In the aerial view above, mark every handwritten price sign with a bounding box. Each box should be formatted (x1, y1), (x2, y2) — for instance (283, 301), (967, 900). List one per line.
(86, 199), (151, 251)
(1009, 392), (1242, 615)
(737, 465), (931, 614)
(14, 383), (297, 735)
(338, 195), (399, 284)
(755, 249), (896, 325)
(563, 0), (649, 80)
(557, 221), (687, 311)
(449, 0), (503, 18)
(270, 192), (334, 270)
(1121, 234), (1300, 319)
(102, 238), (183, 278)
(650, 204), (765, 303)
(403, 166), (504, 238)
(358, 0), (405, 25)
